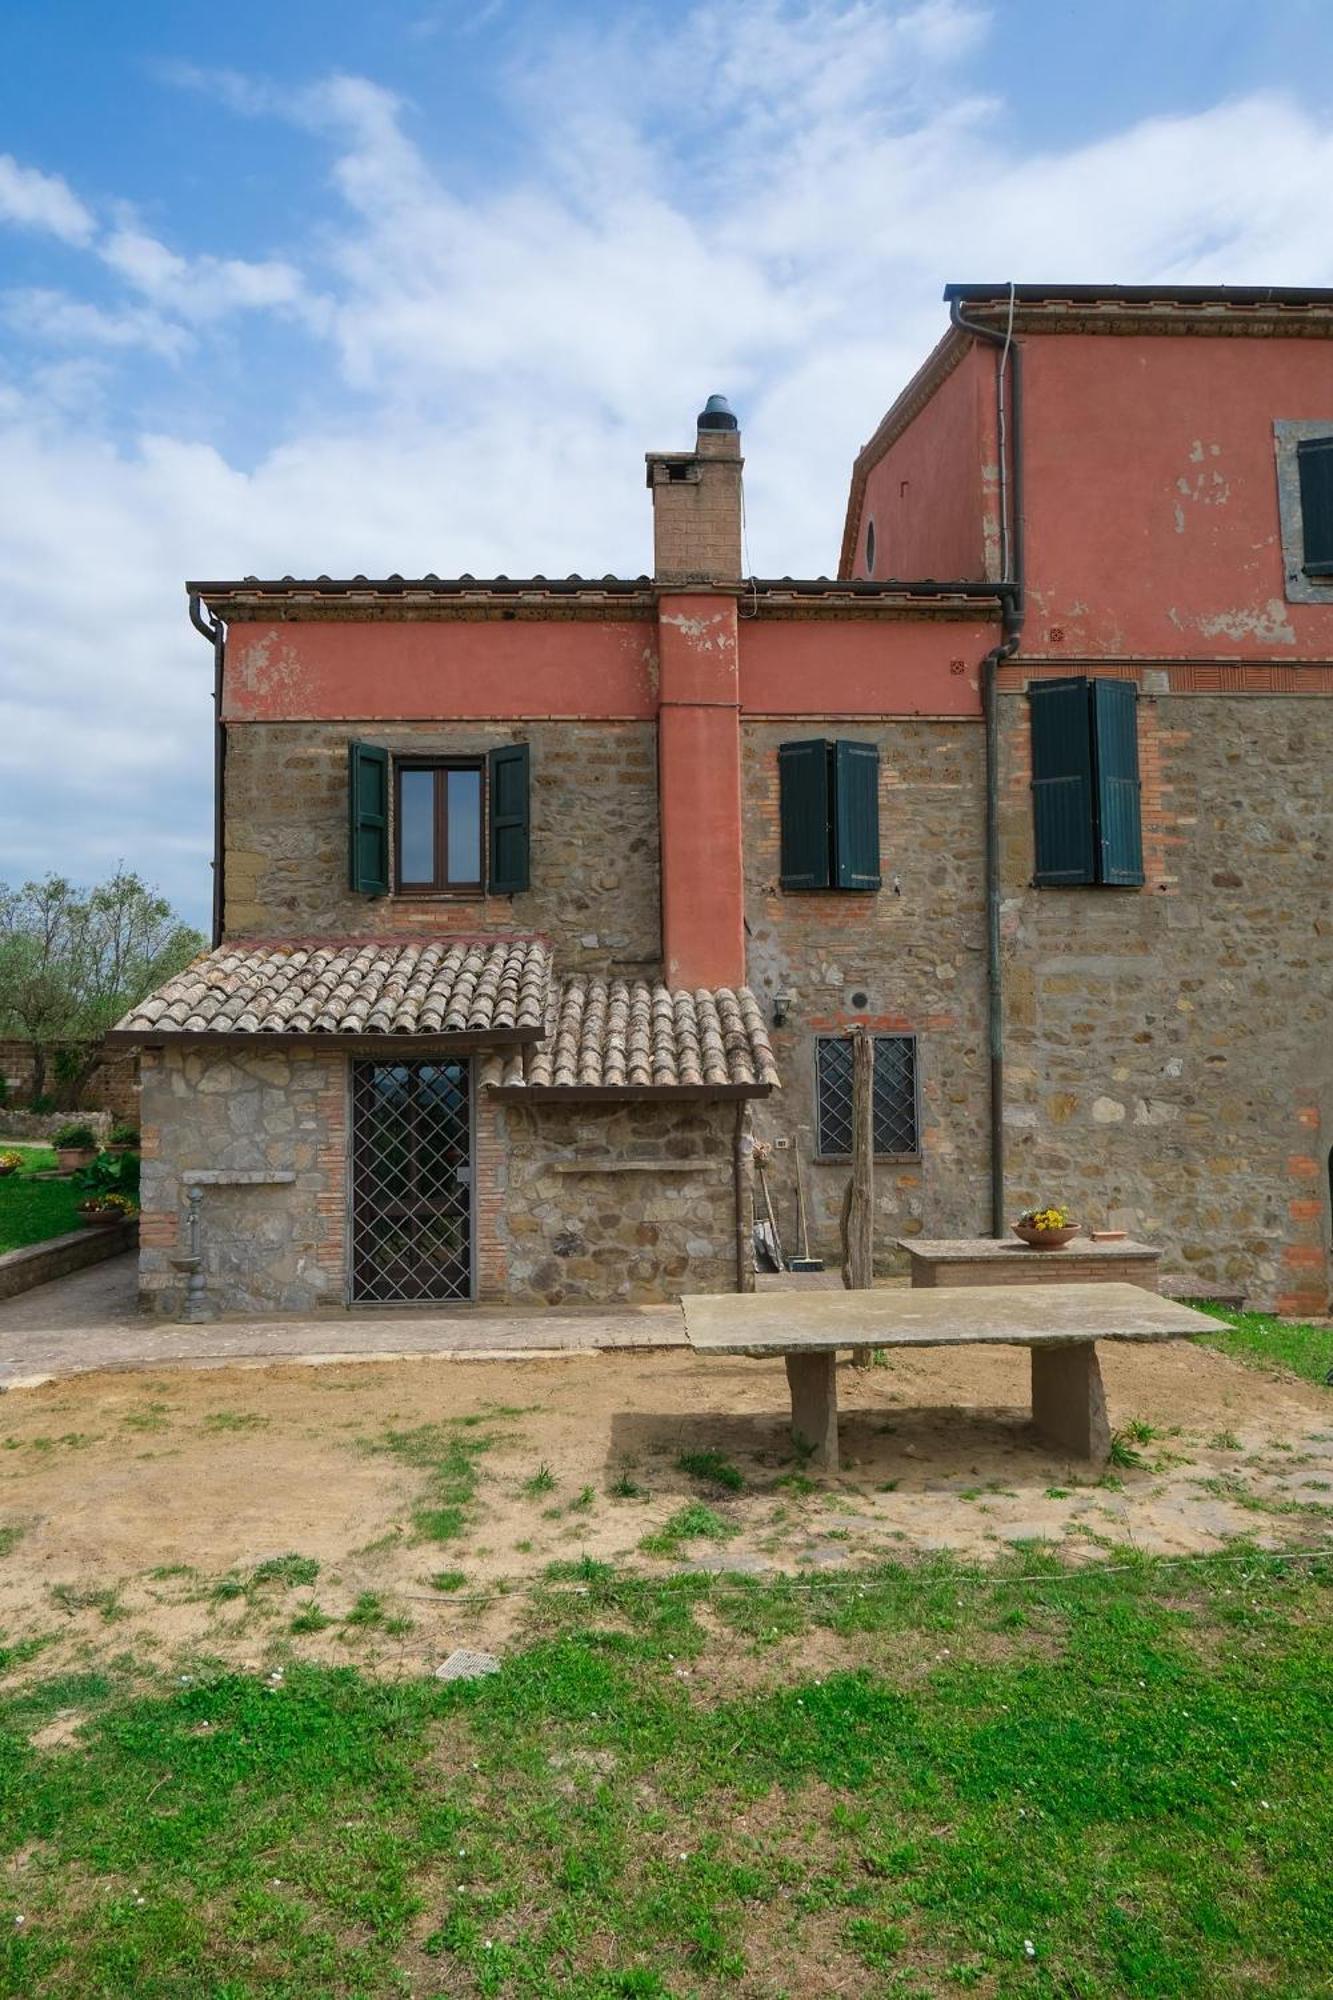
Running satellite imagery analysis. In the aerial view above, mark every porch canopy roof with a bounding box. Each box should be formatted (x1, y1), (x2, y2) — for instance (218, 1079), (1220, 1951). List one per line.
(479, 976), (780, 1101)
(107, 938), (552, 1050)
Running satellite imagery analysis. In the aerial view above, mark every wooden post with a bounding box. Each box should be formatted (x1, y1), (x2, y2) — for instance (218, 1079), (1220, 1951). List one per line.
(840, 1026), (874, 1365)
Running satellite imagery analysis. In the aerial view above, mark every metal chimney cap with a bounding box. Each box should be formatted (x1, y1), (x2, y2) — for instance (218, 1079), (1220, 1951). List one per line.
(697, 393), (738, 431)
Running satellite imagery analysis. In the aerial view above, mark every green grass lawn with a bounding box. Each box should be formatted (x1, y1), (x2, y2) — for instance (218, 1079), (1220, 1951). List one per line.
(1, 1545), (1329, 1996)
(1196, 1306), (1333, 1389)
(0, 1145), (83, 1255)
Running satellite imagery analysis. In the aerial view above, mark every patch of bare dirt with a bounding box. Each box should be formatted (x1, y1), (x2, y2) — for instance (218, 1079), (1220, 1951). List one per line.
(0, 1342), (1326, 1684)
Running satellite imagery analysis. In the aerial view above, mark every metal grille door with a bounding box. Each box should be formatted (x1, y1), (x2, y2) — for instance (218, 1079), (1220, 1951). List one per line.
(351, 1061), (472, 1303)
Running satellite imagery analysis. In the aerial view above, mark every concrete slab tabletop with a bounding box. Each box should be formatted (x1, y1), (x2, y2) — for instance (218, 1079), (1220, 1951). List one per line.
(682, 1281), (1216, 1355)
(900, 1237), (1160, 1262)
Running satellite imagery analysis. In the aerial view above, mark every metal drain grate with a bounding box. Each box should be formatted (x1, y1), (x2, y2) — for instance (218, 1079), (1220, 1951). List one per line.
(351, 1060), (471, 1302)
(815, 1034), (919, 1159)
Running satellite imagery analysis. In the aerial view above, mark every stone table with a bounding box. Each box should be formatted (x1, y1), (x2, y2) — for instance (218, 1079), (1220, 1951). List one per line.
(682, 1281), (1214, 1471)
(899, 1236), (1161, 1292)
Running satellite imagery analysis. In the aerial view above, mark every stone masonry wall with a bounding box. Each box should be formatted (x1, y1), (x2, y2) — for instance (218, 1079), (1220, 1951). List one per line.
(489, 1097), (742, 1304)
(741, 719), (991, 1265)
(138, 1045), (348, 1317)
(224, 719), (660, 972)
(999, 686), (1333, 1313)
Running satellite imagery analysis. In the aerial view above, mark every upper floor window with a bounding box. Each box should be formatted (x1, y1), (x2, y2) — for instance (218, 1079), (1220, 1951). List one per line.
(1273, 421), (1333, 604)
(1296, 436), (1333, 577)
(348, 741), (530, 899)
(1029, 677), (1143, 888)
(778, 738), (881, 892)
(397, 762), (483, 893)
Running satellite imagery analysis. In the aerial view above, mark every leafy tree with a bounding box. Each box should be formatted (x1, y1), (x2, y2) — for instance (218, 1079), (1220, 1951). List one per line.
(0, 871), (204, 1104)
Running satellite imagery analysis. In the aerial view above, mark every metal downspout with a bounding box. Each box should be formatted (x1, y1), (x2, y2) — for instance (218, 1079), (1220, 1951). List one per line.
(188, 593), (226, 949)
(733, 1099), (755, 1293)
(949, 294), (1026, 1237)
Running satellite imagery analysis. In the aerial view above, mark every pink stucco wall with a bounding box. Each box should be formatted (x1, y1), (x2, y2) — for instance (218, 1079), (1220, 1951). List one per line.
(1018, 333), (1333, 660)
(850, 342), (996, 584)
(222, 610), (995, 725)
(222, 619), (660, 724)
(740, 617), (993, 713)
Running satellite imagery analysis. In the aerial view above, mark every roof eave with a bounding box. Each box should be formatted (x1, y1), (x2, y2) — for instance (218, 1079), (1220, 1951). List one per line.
(943, 281), (1333, 309)
(484, 1081), (775, 1103)
(106, 1025), (543, 1052)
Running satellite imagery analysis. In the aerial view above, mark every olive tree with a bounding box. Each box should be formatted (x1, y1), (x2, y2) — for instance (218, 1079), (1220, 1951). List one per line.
(0, 871), (204, 1104)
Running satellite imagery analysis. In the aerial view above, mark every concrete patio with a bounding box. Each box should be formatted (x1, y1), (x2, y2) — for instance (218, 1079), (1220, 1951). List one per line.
(0, 1253), (688, 1389)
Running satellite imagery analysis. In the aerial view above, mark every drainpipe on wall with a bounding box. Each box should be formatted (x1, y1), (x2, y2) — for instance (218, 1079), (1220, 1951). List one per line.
(733, 1100), (756, 1294)
(188, 593), (226, 950)
(948, 291), (1026, 1237)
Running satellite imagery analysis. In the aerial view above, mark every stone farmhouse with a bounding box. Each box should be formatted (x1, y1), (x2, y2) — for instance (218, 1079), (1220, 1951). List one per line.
(113, 283), (1333, 1320)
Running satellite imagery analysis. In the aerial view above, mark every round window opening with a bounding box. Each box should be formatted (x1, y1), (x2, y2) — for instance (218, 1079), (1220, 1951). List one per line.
(865, 518), (876, 576)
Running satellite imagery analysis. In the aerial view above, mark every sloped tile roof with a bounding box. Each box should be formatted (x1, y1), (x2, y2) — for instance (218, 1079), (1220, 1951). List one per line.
(112, 940), (550, 1039)
(479, 978), (779, 1096)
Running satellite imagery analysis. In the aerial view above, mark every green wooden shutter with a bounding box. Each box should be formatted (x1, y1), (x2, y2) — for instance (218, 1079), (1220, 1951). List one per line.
(834, 740), (881, 890)
(779, 740), (831, 889)
(1091, 679), (1144, 887)
(488, 742), (530, 893)
(348, 741), (389, 896)
(1297, 436), (1333, 575)
(1029, 678), (1095, 885)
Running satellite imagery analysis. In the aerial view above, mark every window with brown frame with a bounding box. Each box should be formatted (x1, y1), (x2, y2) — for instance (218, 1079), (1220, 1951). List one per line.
(395, 761), (485, 893)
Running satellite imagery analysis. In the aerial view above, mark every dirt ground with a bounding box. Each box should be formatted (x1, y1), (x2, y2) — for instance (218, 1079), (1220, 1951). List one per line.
(0, 1334), (1329, 1686)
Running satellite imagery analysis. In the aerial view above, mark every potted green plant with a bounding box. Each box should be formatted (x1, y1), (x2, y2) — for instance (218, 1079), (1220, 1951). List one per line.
(0, 1149), (22, 1179)
(52, 1123), (99, 1173)
(76, 1189), (138, 1229)
(107, 1122), (141, 1156)
(1013, 1203), (1081, 1250)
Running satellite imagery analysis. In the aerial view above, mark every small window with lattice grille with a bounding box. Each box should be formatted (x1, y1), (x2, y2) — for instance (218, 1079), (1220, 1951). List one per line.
(815, 1034), (919, 1159)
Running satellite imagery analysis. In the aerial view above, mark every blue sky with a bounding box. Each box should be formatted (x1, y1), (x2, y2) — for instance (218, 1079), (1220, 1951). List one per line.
(3, 0), (1333, 929)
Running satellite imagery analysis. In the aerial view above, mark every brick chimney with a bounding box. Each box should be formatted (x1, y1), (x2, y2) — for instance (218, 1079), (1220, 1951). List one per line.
(649, 397), (747, 991)
(645, 394), (744, 584)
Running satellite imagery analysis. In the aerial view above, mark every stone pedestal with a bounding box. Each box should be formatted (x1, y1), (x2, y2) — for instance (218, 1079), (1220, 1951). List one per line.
(1030, 1341), (1111, 1464)
(784, 1352), (839, 1469)
(901, 1237), (1161, 1293)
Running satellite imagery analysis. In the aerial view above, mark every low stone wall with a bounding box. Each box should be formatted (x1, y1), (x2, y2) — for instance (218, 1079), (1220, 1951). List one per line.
(0, 1220), (137, 1301)
(0, 1039), (139, 1122)
(492, 1098), (745, 1305)
(1, 1109), (115, 1144)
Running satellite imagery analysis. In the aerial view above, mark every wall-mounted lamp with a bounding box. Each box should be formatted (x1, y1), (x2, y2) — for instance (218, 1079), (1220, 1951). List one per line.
(772, 990), (794, 1028)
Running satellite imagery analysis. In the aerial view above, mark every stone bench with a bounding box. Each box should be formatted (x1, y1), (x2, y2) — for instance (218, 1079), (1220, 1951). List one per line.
(682, 1282), (1215, 1471)
(899, 1236), (1161, 1291)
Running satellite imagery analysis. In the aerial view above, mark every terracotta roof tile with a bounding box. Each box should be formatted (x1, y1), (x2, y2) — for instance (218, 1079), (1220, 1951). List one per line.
(114, 939), (550, 1039)
(479, 978), (779, 1096)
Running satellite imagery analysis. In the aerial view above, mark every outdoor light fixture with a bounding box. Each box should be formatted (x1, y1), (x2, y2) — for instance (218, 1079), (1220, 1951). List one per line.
(772, 990), (794, 1027)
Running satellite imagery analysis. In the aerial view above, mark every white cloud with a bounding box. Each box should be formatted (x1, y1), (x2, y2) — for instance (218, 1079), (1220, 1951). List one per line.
(3, 288), (189, 359)
(0, 153), (94, 244)
(99, 225), (313, 324)
(5, 3), (1333, 921)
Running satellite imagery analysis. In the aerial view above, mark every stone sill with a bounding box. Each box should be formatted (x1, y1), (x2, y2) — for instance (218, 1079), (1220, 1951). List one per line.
(548, 1159), (724, 1175)
(181, 1170), (297, 1186)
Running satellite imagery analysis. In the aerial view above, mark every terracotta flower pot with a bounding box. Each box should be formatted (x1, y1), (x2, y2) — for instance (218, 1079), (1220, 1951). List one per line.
(57, 1147), (98, 1173)
(1013, 1222), (1081, 1250)
(77, 1204), (124, 1228)
(0, 1162), (18, 1178)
